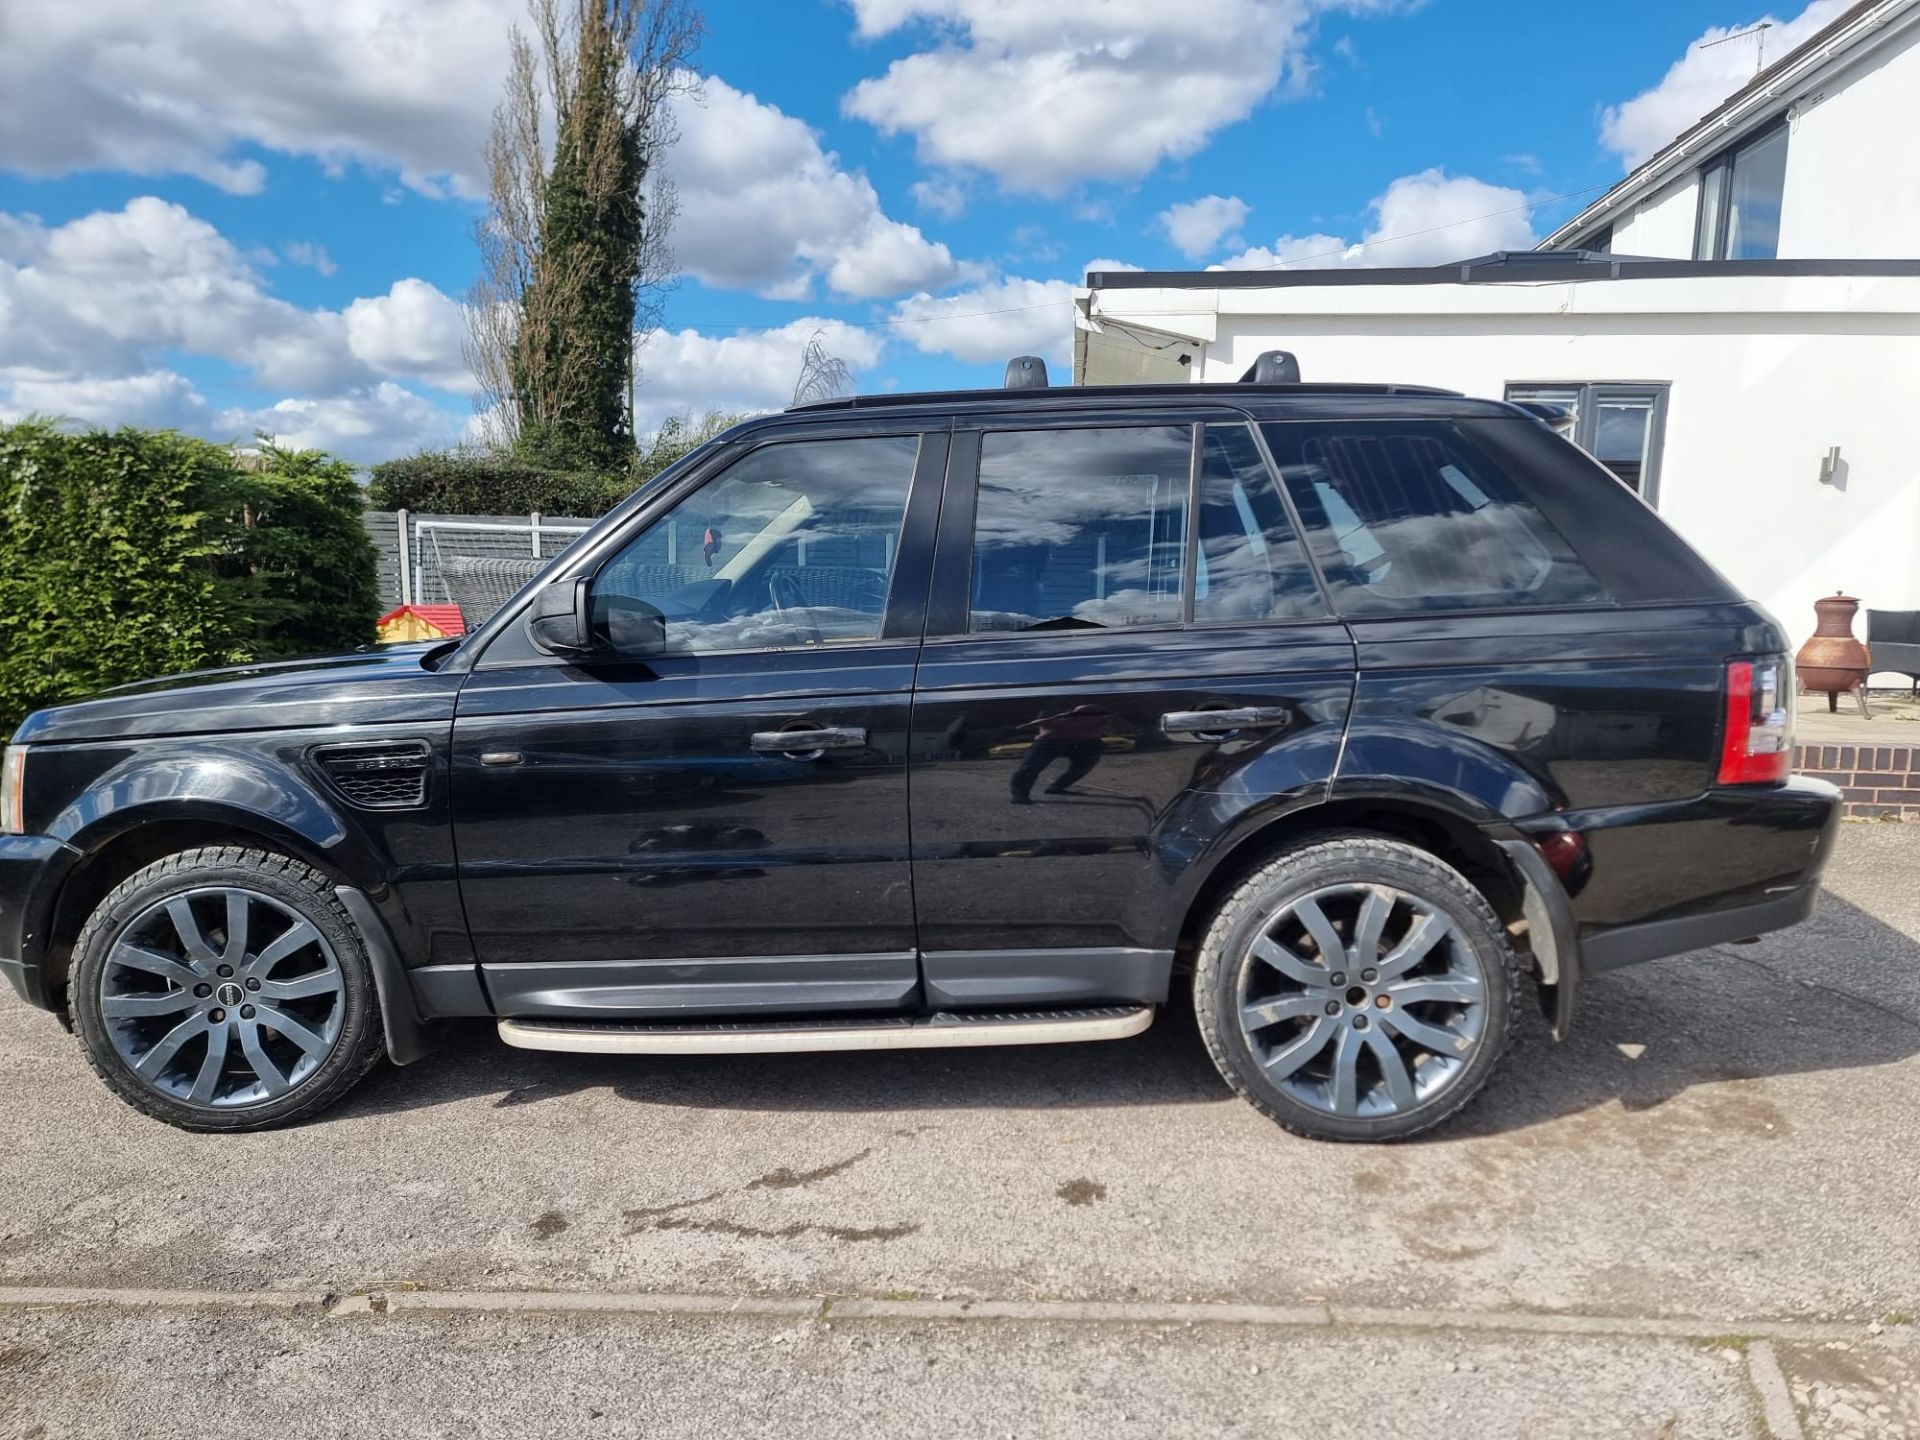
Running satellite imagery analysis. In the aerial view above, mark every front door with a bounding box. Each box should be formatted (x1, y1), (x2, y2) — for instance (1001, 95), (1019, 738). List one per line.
(452, 428), (945, 1018)
(906, 417), (1356, 1008)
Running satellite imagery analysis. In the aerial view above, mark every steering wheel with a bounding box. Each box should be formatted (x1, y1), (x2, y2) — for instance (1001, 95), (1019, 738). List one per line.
(767, 570), (824, 646)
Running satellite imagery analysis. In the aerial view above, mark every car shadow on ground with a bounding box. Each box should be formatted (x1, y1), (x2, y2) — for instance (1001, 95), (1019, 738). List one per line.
(332, 888), (1920, 1139)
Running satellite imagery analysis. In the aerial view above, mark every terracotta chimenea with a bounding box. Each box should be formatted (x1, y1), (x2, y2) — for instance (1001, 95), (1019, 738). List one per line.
(1795, 592), (1873, 716)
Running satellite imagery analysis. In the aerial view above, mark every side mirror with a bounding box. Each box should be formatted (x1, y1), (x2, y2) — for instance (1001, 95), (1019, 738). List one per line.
(527, 576), (594, 655)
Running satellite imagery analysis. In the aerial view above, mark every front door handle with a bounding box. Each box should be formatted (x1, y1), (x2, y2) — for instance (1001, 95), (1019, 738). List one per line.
(750, 726), (868, 755)
(1160, 707), (1292, 740)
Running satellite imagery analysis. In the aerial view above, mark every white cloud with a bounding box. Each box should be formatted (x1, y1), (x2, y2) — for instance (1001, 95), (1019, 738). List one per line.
(891, 278), (1077, 365)
(1211, 169), (1535, 270)
(630, 319), (886, 434)
(844, 0), (1360, 194)
(1600, 2), (1848, 167)
(1361, 169), (1536, 264)
(0, 198), (474, 462)
(0, 6), (963, 303)
(910, 178), (969, 220)
(665, 77), (960, 300)
(0, 370), (210, 430)
(0, 198), (471, 398)
(1212, 233), (1360, 270)
(1159, 195), (1252, 260)
(0, 369), (461, 464)
(0, 0), (518, 197)
(220, 382), (464, 460)
(344, 280), (473, 393)
(283, 241), (338, 277)
(889, 258), (1141, 366)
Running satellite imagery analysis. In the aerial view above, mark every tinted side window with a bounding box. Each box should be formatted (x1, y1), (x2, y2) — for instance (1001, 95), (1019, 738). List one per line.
(1195, 424), (1327, 623)
(970, 426), (1190, 633)
(592, 435), (917, 653)
(1261, 421), (1608, 614)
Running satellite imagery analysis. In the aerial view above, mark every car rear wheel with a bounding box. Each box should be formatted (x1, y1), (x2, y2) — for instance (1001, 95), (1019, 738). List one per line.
(1194, 833), (1518, 1142)
(71, 846), (386, 1132)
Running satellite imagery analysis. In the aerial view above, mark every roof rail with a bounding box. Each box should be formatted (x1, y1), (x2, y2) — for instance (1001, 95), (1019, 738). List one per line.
(785, 380), (1467, 413)
(1239, 350), (1301, 384)
(1004, 355), (1049, 389)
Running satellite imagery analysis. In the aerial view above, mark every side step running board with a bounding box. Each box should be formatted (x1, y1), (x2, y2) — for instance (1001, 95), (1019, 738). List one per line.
(497, 1005), (1154, 1056)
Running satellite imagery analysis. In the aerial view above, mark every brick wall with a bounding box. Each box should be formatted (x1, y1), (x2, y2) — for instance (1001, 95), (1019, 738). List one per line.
(1795, 743), (1920, 819)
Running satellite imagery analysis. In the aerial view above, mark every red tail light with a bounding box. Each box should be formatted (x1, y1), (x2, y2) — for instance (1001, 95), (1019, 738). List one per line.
(1717, 658), (1791, 785)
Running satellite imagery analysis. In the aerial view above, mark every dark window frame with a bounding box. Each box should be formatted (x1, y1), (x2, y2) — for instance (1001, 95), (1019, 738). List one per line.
(1693, 119), (1789, 261)
(962, 420), (1196, 637)
(1254, 417), (1614, 620)
(1190, 422), (1331, 627)
(925, 415), (1340, 644)
(517, 429), (935, 664)
(1504, 381), (1670, 506)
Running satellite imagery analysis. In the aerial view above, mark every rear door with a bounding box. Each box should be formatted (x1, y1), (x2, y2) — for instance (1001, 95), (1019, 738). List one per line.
(904, 411), (1356, 1008)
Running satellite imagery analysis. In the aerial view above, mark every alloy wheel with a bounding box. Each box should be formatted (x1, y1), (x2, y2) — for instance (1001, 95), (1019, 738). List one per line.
(98, 886), (346, 1108)
(1234, 881), (1487, 1120)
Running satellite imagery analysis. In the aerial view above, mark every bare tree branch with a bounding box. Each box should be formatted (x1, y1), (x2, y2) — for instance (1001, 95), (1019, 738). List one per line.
(791, 330), (856, 407)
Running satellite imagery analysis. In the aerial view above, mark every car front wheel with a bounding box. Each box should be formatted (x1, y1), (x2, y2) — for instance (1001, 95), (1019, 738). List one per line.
(1195, 833), (1519, 1142)
(71, 845), (386, 1132)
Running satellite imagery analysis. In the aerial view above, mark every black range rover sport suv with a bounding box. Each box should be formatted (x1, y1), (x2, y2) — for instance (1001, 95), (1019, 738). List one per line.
(0, 357), (1840, 1140)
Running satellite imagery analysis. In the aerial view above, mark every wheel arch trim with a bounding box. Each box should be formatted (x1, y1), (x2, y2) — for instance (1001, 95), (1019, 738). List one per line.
(1171, 792), (1581, 1037)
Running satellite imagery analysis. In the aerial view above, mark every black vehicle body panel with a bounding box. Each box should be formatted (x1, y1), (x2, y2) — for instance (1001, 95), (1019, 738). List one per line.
(451, 649), (921, 1016)
(0, 387), (1842, 1045)
(10, 644), (460, 748)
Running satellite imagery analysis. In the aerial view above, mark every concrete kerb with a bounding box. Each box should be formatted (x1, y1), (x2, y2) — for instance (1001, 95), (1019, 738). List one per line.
(1, 1283), (1911, 1351)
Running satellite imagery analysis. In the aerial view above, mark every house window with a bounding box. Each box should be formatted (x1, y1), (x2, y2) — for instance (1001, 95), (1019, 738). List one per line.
(1694, 123), (1789, 260)
(1506, 383), (1670, 504)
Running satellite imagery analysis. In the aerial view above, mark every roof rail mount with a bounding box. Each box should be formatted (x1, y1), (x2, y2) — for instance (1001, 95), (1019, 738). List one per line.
(1240, 350), (1301, 384)
(1005, 355), (1049, 389)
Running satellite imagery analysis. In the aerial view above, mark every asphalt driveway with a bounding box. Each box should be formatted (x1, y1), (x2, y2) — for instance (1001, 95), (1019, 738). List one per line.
(2, 823), (1916, 1438)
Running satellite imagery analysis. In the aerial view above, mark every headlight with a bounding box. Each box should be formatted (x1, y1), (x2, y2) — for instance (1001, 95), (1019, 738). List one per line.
(0, 746), (25, 834)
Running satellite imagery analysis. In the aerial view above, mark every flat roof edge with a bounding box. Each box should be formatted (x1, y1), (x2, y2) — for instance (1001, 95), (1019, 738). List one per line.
(1086, 258), (1920, 290)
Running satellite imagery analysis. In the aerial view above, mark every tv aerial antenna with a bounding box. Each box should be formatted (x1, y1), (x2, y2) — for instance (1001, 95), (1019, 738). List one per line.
(1702, 21), (1775, 76)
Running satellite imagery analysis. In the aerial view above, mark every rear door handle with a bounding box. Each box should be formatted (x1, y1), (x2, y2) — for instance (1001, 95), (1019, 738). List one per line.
(750, 726), (868, 754)
(1160, 707), (1292, 739)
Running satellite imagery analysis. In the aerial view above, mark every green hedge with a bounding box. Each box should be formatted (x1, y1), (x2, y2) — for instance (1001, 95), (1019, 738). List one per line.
(0, 421), (379, 735)
(366, 452), (630, 517)
(367, 413), (752, 518)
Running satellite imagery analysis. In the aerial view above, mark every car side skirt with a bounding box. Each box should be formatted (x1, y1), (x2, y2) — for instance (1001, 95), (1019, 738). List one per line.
(446, 946), (1175, 1021)
(497, 1004), (1155, 1055)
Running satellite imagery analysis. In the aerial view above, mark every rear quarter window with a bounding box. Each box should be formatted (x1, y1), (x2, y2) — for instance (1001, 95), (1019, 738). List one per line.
(1261, 420), (1609, 615)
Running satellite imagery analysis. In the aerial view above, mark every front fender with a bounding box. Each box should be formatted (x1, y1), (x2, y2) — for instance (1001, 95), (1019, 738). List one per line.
(44, 743), (365, 881)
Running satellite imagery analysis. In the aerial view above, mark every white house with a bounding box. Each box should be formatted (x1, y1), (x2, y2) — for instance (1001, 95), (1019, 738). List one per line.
(1076, 0), (1920, 653)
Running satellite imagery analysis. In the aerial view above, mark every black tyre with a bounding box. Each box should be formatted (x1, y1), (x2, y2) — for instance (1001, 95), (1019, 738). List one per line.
(70, 846), (386, 1132)
(1194, 833), (1518, 1142)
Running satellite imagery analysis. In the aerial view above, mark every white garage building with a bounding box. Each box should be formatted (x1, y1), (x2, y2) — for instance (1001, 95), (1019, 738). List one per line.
(1075, 0), (1920, 650)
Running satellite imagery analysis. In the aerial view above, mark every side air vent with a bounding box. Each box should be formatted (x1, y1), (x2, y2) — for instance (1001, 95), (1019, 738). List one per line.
(314, 741), (431, 810)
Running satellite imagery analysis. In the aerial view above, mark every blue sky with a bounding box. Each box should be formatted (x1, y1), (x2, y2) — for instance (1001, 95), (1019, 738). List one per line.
(0, 0), (1841, 462)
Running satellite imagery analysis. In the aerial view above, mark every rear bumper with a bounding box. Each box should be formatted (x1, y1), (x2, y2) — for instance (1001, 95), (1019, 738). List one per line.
(1582, 880), (1819, 973)
(0, 834), (82, 1010)
(1504, 776), (1841, 1034)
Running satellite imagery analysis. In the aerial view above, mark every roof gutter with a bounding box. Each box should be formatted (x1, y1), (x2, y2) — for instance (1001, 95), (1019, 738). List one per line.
(1542, 0), (1920, 248)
